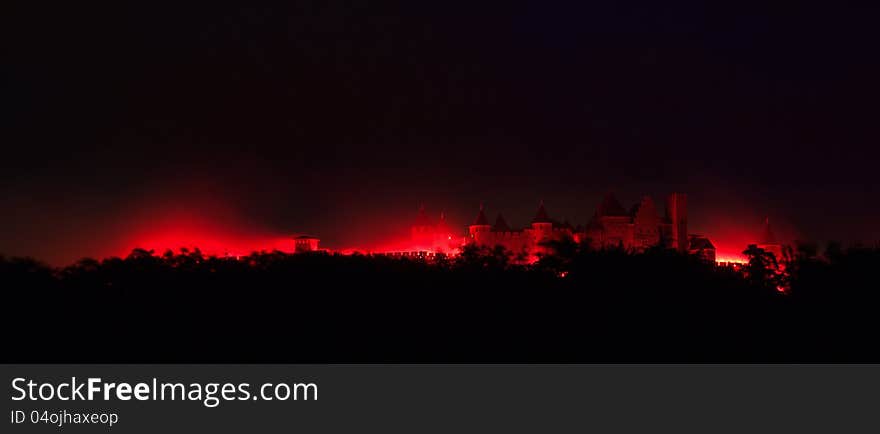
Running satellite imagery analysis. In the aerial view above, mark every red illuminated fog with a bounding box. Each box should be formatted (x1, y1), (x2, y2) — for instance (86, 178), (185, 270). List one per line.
(124, 221), (297, 258)
(104, 197), (302, 260)
(25, 187), (795, 267)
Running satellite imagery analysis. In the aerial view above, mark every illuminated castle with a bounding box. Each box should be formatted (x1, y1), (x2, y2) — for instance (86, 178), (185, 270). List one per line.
(409, 205), (463, 254)
(466, 201), (573, 259)
(409, 192), (716, 261)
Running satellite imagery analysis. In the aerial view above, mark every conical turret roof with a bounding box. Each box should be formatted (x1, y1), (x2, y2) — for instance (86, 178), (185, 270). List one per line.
(689, 236), (716, 250)
(532, 200), (552, 223)
(760, 217), (777, 244)
(436, 211), (449, 230)
(597, 193), (628, 217)
(414, 204), (433, 226)
(493, 213), (511, 232)
(472, 203), (489, 226)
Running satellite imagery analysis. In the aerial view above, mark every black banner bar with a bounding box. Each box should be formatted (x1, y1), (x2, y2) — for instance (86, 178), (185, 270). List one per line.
(4, 365), (879, 433)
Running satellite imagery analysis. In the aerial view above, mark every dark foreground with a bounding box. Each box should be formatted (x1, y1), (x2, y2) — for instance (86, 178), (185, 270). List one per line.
(2, 244), (879, 362)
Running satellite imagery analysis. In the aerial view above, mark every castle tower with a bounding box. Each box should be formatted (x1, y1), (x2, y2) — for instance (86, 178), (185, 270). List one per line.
(584, 212), (605, 248)
(434, 211), (456, 251)
(597, 192), (628, 218)
(435, 211), (450, 235)
(411, 204), (435, 248)
(596, 192), (631, 248)
(531, 200), (554, 245)
(632, 195), (660, 250)
(493, 213), (511, 232)
(468, 203), (491, 245)
(757, 217), (783, 261)
(666, 193), (688, 252)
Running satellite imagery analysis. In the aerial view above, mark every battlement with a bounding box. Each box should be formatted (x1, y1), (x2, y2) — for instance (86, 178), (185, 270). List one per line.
(403, 192), (709, 261)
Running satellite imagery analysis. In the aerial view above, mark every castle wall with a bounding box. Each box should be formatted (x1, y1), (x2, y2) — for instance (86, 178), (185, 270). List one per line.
(632, 196), (661, 251)
(583, 228), (603, 248)
(469, 225), (492, 246)
(487, 230), (533, 256)
(457, 191), (695, 257)
(467, 225), (579, 261)
(599, 216), (632, 249)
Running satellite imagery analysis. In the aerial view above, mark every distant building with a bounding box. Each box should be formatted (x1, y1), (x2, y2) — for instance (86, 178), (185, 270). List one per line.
(408, 205), (460, 253)
(688, 235), (717, 262)
(582, 193), (688, 252)
(294, 235), (320, 253)
(756, 217), (783, 262)
(462, 192), (713, 261)
(295, 193), (720, 261)
(467, 201), (575, 259)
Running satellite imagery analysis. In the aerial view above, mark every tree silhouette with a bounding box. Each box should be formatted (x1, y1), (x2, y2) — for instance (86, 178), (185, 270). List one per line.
(535, 234), (578, 275)
(742, 244), (780, 290)
(2, 243), (880, 362)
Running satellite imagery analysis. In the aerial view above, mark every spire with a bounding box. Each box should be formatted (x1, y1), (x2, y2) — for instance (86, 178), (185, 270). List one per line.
(472, 203), (489, 226)
(493, 213), (511, 232)
(414, 204), (432, 226)
(436, 210), (449, 231)
(760, 217), (777, 245)
(532, 200), (552, 223)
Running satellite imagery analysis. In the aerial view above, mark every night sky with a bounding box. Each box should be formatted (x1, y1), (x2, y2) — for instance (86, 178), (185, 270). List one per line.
(4, 2), (879, 264)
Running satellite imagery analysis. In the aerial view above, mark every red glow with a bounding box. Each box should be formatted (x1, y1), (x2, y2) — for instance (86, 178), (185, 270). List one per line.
(715, 254), (748, 265)
(693, 207), (796, 266)
(127, 229), (296, 258)
(113, 200), (299, 258)
(49, 189), (791, 269)
(699, 228), (752, 265)
(332, 235), (465, 257)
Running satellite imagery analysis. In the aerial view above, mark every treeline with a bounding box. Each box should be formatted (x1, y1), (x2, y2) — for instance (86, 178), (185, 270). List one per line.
(1, 241), (879, 362)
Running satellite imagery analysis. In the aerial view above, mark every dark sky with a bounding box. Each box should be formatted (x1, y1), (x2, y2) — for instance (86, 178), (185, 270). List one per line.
(3, 1), (879, 264)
